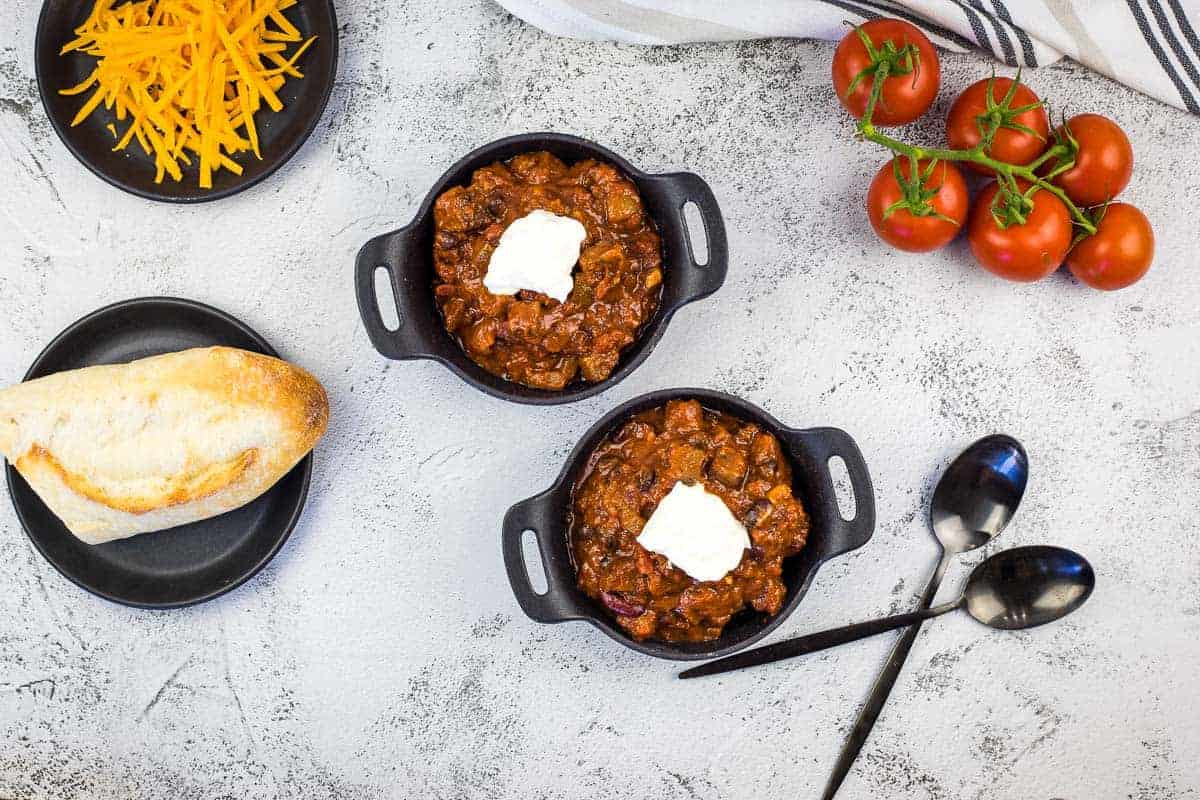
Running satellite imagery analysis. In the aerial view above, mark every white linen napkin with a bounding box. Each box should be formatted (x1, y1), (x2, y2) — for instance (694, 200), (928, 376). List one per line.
(494, 0), (1200, 114)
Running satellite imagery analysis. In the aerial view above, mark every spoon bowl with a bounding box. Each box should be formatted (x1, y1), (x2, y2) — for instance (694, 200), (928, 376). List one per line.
(931, 434), (1028, 555)
(964, 545), (1095, 630)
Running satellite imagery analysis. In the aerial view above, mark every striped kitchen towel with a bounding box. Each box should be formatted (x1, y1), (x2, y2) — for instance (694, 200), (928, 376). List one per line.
(494, 0), (1200, 114)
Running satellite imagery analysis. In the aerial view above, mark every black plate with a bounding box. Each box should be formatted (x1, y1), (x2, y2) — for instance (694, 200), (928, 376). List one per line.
(4, 297), (312, 608)
(355, 132), (729, 405)
(34, 0), (338, 202)
(502, 389), (877, 660)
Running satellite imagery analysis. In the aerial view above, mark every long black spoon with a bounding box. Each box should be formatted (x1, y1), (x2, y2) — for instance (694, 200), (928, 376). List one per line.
(678, 545), (1093, 679)
(815, 434), (1029, 799)
(683, 434), (1029, 797)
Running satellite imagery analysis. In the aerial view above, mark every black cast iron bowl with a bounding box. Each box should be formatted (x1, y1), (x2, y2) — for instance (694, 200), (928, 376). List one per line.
(355, 132), (728, 405)
(35, 0), (338, 202)
(502, 389), (876, 660)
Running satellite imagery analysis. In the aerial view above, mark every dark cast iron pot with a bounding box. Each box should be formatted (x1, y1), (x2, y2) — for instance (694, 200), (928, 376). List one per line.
(502, 389), (877, 660)
(355, 132), (728, 404)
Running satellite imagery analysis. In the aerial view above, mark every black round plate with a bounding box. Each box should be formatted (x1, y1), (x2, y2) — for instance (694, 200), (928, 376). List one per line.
(34, 0), (337, 203)
(4, 297), (313, 608)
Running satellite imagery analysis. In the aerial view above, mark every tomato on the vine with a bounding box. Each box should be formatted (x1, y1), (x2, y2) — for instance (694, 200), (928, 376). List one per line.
(967, 182), (1073, 282)
(832, 19), (940, 126)
(1066, 203), (1153, 290)
(829, 16), (1151, 291)
(1041, 114), (1133, 207)
(946, 77), (1048, 175)
(866, 158), (968, 252)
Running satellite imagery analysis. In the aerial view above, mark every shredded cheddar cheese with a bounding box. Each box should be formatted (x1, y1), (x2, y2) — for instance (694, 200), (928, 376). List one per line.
(60, 0), (317, 189)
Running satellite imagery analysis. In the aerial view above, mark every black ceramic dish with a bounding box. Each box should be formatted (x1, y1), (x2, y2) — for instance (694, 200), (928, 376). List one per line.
(355, 132), (728, 405)
(4, 297), (312, 608)
(502, 389), (876, 660)
(34, 0), (337, 202)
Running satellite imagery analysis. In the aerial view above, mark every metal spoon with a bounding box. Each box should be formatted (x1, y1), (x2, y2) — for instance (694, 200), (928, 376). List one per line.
(818, 433), (1028, 799)
(681, 434), (1028, 796)
(678, 545), (1092, 678)
(817, 433), (1028, 799)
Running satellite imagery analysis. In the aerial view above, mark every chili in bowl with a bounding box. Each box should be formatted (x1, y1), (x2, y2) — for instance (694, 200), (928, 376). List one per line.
(354, 133), (727, 404)
(501, 389), (877, 660)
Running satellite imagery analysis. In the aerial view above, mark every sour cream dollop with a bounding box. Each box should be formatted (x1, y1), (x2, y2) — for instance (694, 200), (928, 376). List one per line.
(636, 481), (752, 582)
(483, 209), (587, 302)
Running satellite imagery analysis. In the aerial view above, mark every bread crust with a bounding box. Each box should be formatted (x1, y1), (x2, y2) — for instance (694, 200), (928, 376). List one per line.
(0, 347), (329, 544)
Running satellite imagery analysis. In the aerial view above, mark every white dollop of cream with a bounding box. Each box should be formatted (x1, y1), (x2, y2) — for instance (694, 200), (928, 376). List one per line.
(636, 481), (752, 582)
(483, 209), (586, 302)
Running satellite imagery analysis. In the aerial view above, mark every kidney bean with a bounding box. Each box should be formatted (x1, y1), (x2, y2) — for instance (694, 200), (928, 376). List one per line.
(601, 591), (645, 617)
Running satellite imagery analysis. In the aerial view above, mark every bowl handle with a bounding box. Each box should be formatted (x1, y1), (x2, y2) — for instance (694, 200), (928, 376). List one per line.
(354, 227), (435, 360)
(790, 427), (876, 560)
(642, 172), (728, 304)
(502, 492), (582, 623)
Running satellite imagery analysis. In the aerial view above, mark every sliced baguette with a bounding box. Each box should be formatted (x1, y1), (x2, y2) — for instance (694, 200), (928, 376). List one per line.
(0, 346), (329, 544)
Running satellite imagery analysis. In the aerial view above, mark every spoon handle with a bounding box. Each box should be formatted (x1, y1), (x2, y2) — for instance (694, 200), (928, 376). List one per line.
(819, 553), (952, 800)
(678, 598), (959, 680)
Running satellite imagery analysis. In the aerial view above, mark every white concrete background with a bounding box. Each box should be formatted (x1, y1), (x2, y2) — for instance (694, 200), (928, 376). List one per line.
(2, 2), (1199, 798)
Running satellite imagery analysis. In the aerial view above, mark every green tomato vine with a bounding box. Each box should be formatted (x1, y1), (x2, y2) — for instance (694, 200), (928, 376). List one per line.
(850, 31), (1097, 236)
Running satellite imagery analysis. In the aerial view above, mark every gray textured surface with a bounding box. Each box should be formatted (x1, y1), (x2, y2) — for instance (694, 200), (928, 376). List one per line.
(2, 2), (1199, 798)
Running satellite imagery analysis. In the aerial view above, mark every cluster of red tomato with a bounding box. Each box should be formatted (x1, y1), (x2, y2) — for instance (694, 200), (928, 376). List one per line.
(832, 19), (1154, 291)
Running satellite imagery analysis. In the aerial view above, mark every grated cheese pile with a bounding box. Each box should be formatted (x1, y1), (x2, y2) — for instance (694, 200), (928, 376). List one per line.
(60, 0), (317, 188)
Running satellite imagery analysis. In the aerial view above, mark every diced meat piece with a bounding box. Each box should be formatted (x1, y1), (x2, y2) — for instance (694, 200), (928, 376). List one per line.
(592, 329), (633, 353)
(663, 399), (703, 432)
(505, 301), (543, 337)
(469, 163), (516, 192)
(579, 351), (619, 383)
(541, 314), (581, 351)
(508, 151), (568, 183)
(677, 585), (722, 622)
(709, 425), (731, 445)
(666, 443), (707, 480)
(632, 231), (661, 259)
(433, 258), (459, 284)
(433, 186), (486, 233)
(542, 330), (568, 353)
(482, 222), (506, 244)
(732, 424), (758, 447)
(600, 280), (630, 303)
(621, 610), (658, 640)
(463, 319), (497, 353)
(581, 161), (621, 187)
(767, 484), (793, 506)
(751, 580), (787, 614)
(475, 291), (507, 318)
(614, 420), (655, 444)
(578, 243), (623, 273)
(709, 444), (748, 488)
(523, 358), (577, 390)
(750, 432), (783, 467)
(441, 297), (468, 332)
(745, 479), (772, 499)
(605, 191), (642, 227)
(619, 506), (645, 535)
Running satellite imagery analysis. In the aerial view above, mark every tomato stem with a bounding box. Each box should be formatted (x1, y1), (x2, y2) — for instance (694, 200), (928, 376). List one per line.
(855, 55), (1096, 235)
